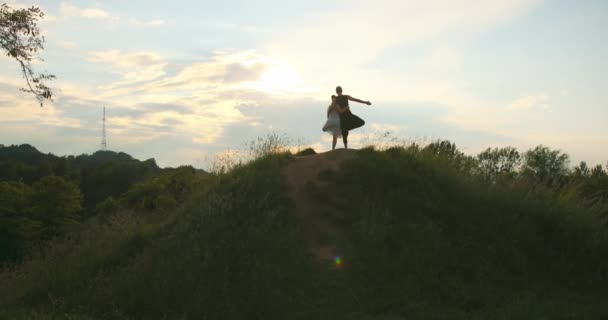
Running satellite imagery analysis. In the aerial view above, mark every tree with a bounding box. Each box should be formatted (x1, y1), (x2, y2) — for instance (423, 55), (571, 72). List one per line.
(573, 161), (591, 179)
(0, 4), (54, 106)
(521, 145), (570, 186)
(0, 181), (39, 262)
(121, 166), (197, 212)
(423, 140), (463, 159)
(30, 176), (83, 239)
(477, 147), (521, 181)
(422, 140), (477, 173)
(568, 161), (608, 205)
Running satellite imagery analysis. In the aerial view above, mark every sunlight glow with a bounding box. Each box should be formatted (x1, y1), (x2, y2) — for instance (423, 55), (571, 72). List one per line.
(251, 63), (303, 95)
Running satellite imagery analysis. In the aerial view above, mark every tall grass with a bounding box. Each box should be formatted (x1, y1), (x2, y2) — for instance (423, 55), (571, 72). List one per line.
(311, 146), (608, 319)
(2, 139), (607, 319)
(0, 153), (326, 319)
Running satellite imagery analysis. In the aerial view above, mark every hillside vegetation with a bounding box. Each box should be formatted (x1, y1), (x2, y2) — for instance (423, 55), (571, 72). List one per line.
(1, 141), (607, 319)
(0, 144), (169, 264)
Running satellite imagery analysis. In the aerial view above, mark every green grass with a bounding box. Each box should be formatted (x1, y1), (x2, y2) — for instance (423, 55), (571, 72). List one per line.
(0, 154), (323, 319)
(311, 146), (608, 319)
(1, 147), (607, 319)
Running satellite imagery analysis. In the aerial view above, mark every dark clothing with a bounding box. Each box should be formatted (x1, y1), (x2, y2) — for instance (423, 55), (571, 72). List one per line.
(336, 94), (365, 131)
(339, 109), (365, 131)
(336, 95), (349, 109)
(336, 93), (366, 147)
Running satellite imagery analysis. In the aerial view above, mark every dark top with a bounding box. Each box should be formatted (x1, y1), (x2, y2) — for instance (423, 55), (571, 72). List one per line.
(336, 95), (349, 109)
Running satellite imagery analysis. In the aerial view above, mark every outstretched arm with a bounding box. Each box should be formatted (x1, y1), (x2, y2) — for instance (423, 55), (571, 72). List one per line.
(347, 95), (372, 105)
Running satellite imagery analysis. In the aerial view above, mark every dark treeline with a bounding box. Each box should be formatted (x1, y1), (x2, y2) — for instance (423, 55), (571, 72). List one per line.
(0, 144), (204, 264)
(423, 141), (608, 208)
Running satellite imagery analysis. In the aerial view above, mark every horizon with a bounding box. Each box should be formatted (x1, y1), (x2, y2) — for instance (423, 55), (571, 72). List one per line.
(1, 0), (607, 168)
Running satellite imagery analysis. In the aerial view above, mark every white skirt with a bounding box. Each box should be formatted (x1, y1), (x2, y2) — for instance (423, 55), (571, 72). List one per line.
(322, 112), (342, 136)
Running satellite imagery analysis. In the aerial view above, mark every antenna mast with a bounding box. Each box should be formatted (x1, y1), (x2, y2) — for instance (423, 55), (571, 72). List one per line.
(101, 106), (107, 151)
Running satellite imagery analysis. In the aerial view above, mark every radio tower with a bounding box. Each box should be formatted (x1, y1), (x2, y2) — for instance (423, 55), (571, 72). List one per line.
(101, 106), (107, 151)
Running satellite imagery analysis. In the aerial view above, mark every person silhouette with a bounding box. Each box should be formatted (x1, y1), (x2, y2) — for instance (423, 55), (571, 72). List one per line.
(334, 86), (371, 149)
(322, 95), (343, 150)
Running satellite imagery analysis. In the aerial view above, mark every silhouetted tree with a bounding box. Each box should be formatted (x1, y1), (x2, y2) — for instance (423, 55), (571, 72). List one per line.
(423, 140), (463, 159)
(122, 166), (197, 212)
(0, 4), (54, 106)
(521, 145), (570, 187)
(81, 159), (158, 209)
(573, 161), (591, 179)
(570, 161), (608, 205)
(477, 147), (521, 181)
(422, 140), (477, 173)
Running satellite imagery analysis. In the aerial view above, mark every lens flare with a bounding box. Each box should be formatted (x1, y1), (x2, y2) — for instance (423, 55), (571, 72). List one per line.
(334, 256), (343, 267)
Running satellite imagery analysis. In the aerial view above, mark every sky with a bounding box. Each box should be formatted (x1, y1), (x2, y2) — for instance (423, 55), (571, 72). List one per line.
(1, 0), (606, 169)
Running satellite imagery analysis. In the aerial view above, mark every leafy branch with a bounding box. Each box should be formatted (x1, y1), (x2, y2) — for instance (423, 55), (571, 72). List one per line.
(0, 3), (55, 106)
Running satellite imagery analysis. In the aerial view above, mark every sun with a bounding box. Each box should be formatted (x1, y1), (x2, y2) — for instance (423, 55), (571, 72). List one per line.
(252, 63), (303, 95)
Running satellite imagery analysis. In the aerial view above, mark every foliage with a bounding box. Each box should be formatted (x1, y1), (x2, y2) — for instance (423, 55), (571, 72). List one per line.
(248, 132), (291, 159)
(0, 153), (321, 319)
(0, 145), (164, 262)
(476, 146), (521, 181)
(0, 145), (162, 210)
(312, 146), (608, 318)
(521, 145), (570, 187)
(0, 176), (82, 263)
(421, 140), (478, 174)
(1, 139), (607, 318)
(121, 166), (202, 212)
(0, 4), (54, 106)
(30, 176), (83, 239)
(80, 158), (158, 209)
(0, 181), (38, 263)
(569, 161), (608, 207)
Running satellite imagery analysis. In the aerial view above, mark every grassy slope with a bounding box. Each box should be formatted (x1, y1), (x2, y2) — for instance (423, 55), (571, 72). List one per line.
(1, 154), (322, 319)
(311, 147), (608, 319)
(1, 149), (607, 319)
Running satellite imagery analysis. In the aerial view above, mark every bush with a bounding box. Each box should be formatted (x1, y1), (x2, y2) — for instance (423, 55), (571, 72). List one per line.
(295, 148), (317, 156)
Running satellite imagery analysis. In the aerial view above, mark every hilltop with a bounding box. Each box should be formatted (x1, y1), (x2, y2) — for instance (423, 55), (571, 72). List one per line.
(1, 144), (607, 319)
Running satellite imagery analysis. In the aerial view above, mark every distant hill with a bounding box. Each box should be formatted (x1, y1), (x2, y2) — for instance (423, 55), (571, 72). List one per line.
(0, 144), (163, 209)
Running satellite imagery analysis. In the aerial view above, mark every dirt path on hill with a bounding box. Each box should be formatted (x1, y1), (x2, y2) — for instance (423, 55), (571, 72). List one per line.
(283, 149), (357, 262)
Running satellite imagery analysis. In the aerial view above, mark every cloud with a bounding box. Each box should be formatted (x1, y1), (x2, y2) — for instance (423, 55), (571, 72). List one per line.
(128, 17), (166, 27)
(269, 0), (541, 76)
(88, 50), (164, 68)
(429, 48), (463, 72)
(87, 50), (168, 87)
(507, 95), (550, 110)
(216, 22), (268, 34)
(60, 2), (110, 19)
(0, 80), (82, 128)
(59, 41), (78, 49)
(2, 44), (521, 165)
(87, 50), (271, 94)
(24, 50), (304, 153)
(3, 0), (607, 169)
(88, 49), (311, 106)
(258, 0), (546, 123)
